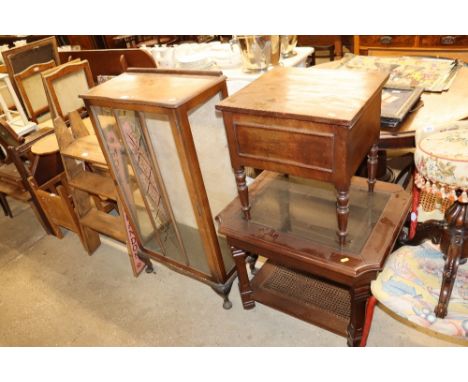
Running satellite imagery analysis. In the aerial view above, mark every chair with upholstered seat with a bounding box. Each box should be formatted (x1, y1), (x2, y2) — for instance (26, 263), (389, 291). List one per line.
(360, 120), (468, 345)
(362, 242), (468, 345)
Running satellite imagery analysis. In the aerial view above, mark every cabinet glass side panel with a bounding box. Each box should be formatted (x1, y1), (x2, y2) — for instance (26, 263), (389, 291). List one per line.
(90, 106), (161, 254)
(188, 91), (237, 273)
(146, 112), (211, 275)
(113, 109), (188, 267)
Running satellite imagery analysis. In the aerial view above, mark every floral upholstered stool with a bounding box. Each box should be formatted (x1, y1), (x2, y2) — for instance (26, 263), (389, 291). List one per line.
(411, 122), (468, 319)
(360, 121), (468, 346)
(361, 242), (468, 345)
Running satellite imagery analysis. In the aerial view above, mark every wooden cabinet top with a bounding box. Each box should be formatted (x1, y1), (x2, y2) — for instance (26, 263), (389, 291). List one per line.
(81, 71), (226, 109)
(216, 67), (388, 127)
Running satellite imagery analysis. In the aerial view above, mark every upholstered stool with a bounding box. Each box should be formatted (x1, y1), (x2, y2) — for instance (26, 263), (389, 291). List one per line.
(411, 123), (468, 318)
(361, 242), (468, 345)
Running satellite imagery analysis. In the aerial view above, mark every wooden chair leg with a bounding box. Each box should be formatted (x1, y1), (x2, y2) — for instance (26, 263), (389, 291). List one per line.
(436, 201), (468, 318)
(435, 238), (462, 318)
(0, 193), (13, 218)
(360, 295), (377, 347)
(328, 45), (335, 61)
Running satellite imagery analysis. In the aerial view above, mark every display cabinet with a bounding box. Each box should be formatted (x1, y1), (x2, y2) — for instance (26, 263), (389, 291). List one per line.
(81, 69), (238, 308)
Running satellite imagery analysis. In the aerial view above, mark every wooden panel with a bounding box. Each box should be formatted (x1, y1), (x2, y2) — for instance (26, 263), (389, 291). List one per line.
(68, 171), (117, 200)
(58, 49), (156, 81)
(34, 185), (79, 234)
(80, 208), (126, 242)
(359, 35), (416, 47)
(65, 36), (98, 50)
(420, 35), (468, 48)
(234, 121), (334, 172)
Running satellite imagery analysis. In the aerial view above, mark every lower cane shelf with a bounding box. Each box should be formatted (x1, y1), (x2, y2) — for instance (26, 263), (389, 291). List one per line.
(252, 260), (351, 336)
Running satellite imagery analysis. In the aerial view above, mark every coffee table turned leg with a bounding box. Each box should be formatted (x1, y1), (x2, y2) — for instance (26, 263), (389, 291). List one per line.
(235, 166), (251, 220)
(231, 246), (255, 309)
(347, 284), (371, 347)
(336, 187), (350, 246)
(367, 143), (378, 193)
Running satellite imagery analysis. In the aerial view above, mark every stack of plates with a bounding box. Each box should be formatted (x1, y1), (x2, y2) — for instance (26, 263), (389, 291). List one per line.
(176, 52), (213, 70)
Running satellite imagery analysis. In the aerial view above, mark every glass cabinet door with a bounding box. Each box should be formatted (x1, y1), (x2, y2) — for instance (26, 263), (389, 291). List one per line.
(91, 106), (189, 267)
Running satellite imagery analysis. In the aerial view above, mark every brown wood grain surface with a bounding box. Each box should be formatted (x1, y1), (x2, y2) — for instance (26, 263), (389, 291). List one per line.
(82, 71), (226, 109)
(216, 67), (389, 126)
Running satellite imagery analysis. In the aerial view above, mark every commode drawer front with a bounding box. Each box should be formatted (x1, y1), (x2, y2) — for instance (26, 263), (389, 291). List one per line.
(359, 35), (416, 47)
(233, 120), (335, 174)
(420, 35), (468, 47)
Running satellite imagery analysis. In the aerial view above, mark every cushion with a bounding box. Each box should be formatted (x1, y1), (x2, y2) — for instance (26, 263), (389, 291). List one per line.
(414, 127), (468, 189)
(371, 242), (468, 339)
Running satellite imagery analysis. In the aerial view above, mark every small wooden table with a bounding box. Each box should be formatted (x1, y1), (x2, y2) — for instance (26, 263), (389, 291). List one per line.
(216, 67), (388, 245)
(217, 171), (411, 346)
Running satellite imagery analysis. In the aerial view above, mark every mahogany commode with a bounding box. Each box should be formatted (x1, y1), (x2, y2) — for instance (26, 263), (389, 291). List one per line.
(216, 66), (389, 245)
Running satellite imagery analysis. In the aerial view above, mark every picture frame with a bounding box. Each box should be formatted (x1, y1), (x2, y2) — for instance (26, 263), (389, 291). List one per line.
(381, 86), (424, 129)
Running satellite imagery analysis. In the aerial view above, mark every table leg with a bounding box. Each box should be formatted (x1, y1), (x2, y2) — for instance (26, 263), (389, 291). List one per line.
(336, 187), (350, 246)
(347, 284), (371, 347)
(235, 166), (251, 220)
(0, 193), (12, 218)
(436, 233), (463, 318)
(367, 143), (378, 193)
(435, 200), (467, 318)
(231, 246), (255, 309)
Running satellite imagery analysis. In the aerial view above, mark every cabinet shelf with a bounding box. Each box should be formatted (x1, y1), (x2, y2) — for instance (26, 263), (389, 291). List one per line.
(80, 208), (126, 243)
(69, 171), (117, 201)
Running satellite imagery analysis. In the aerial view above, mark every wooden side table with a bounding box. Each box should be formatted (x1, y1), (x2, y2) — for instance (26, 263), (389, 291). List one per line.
(217, 172), (411, 346)
(216, 67), (388, 246)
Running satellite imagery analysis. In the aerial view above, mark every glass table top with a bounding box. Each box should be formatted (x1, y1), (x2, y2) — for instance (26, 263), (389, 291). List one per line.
(250, 174), (391, 254)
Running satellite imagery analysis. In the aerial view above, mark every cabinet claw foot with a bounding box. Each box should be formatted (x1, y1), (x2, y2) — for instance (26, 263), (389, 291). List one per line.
(212, 272), (237, 310)
(223, 297), (233, 310)
(145, 263), (155, 274)
(247, 254), (259, 275)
